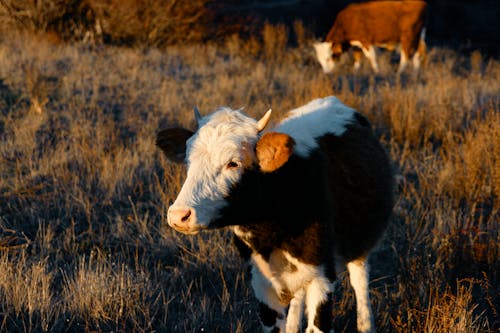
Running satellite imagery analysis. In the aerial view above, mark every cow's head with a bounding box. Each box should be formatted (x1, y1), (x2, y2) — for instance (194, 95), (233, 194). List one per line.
(313, 42), (343, 73)
(156, 107), (295, 234)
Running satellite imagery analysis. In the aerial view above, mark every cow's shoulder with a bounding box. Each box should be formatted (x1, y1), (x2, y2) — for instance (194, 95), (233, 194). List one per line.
(276, 96), (356, 158)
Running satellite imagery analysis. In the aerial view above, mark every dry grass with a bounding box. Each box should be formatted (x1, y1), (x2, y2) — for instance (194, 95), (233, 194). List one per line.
(0, 26), (498, 332)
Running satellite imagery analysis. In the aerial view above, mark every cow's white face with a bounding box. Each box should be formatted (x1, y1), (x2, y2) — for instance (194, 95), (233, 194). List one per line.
(156, 107), (294, 235)
(313, 42), (336, 73)
(170, 109), (260, 233)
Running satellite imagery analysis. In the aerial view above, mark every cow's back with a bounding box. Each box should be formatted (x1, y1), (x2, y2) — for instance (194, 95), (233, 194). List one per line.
(329, 1), (427, 44)
(317, 114), (394, 261)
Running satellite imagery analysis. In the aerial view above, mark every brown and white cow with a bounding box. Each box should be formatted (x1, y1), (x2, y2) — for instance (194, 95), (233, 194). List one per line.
(314, 1), (427, 73)
(156, 97), (394, 333)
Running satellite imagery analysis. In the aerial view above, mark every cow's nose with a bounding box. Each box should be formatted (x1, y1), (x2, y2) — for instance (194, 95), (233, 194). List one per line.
(168, 207), (192, 225)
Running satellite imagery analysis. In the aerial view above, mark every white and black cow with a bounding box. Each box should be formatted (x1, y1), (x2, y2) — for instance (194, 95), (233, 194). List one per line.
(156, 97), (394, 333)
(314, 1), (428, 73)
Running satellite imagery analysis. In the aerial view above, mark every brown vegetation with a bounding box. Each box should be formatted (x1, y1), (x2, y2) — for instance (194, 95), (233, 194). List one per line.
(0, 22), (498, 333)
(0, 0), (216, 45)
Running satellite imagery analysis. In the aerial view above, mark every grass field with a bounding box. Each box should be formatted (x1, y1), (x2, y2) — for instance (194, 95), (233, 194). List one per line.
(0, 27), (498, 332)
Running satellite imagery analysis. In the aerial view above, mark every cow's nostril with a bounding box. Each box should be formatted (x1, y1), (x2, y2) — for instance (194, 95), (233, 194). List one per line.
(168, 207), (193, 226)
(181, 209), (191, 222)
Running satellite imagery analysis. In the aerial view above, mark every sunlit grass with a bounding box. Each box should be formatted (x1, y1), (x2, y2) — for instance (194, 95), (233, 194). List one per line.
(0, 28), (498, 332)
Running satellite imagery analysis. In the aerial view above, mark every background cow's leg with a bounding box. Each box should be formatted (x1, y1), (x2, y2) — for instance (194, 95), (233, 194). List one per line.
(398, 48), (409, 73)
(360, 45), (379, 73)
(412, 52), (421, 71)
(305, 277), (334, 333)
(347, 259), (375, 333)
(286, 288), (305, 333)
(353, 49), (363, 71)
(251, 265), (286, 333)
(412, 34), (427, 70)
(400, 32), (422, 73)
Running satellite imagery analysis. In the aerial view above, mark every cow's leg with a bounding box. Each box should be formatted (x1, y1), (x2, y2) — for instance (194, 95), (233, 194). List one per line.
(305, 277), (334, 333)
(251, 265), (286, 333)
(400, 32), (423, 73)
(412, 52), (421, 70)
(412, 35), (426, 70)
(361, 45), (379, 73)
(347, 259), (375, 333)
(398, 49), (409, 73)
(286, 288), (305, 333)
(353, 49), (363, 71)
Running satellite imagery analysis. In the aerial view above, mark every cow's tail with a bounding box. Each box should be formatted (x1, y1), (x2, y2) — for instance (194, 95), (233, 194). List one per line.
(418, 27), (427, 66)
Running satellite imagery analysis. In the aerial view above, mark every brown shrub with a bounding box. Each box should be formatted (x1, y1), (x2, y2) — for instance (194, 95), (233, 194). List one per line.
(0, 0), (213, 45)
(89, 0), (212, 46)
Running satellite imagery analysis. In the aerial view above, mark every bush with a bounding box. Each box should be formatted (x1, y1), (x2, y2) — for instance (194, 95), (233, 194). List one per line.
(0, 0), (213, 45)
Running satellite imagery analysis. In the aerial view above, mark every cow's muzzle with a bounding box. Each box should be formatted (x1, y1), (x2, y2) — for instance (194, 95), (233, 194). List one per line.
(167, 206), (200, 235)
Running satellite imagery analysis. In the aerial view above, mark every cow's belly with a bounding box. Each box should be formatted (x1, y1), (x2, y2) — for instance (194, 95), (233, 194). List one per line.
(251, 250), (319, 304)
(376, 42), (398, 51)
(350, 40), (399, 51)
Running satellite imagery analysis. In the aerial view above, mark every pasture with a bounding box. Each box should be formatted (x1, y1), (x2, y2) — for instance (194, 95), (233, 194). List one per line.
(0, 25), (498, 332)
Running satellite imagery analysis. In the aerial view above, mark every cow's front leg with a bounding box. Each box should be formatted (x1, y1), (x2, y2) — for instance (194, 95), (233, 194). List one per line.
(305, 277), (335, 333)
(251, 265), (286, 333)
(285, 288), (305, 333)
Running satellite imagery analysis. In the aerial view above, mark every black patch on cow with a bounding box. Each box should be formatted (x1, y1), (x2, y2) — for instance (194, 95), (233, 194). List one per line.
(233, 235), (252, 261)
(318, 124), (394, 261)
(259, 302), (279, 327)
(325, 261), (337, 282)
(354, 112), (371, 128)
(314, 292), (334, 331)
(219, 152), (338, 272)
(218, 117), (393, 267)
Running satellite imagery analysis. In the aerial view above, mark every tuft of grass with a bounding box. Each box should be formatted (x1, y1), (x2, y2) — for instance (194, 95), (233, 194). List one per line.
(62, 250), (153, 326)
(0, 252), (55, 332)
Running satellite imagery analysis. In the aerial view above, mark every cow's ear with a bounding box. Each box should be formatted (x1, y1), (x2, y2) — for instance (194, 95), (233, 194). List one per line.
(256, 132), (295, 173)
(156, 128), (194, 163)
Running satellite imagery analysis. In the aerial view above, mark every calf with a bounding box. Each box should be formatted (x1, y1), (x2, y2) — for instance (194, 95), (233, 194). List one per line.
(314, 1), (427, 73)
(156, 97), (394, 333)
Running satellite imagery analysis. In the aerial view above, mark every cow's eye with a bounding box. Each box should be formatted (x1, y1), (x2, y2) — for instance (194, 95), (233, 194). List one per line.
(226, 161), (240, 169)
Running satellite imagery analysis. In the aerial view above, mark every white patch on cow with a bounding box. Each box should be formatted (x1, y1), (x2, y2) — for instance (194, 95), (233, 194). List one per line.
(250, 264), (286, 332)
(252, 253), (274, 282)
(251, 250), (331, 333)
(170, 108), (260, 229)
(347, 260), (375, 333)
(313, 42), (335, 73)
(252, 251), (317, 299)
(280, 251), (318, 292)
(350, 40), (363, 49)
(277, 96), (356, 157)
(398, 49), (408, 73)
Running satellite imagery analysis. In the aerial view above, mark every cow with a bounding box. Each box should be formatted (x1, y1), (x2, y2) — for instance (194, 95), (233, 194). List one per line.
(156, 96), (394, 333)
(314, 1), (427, 73)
